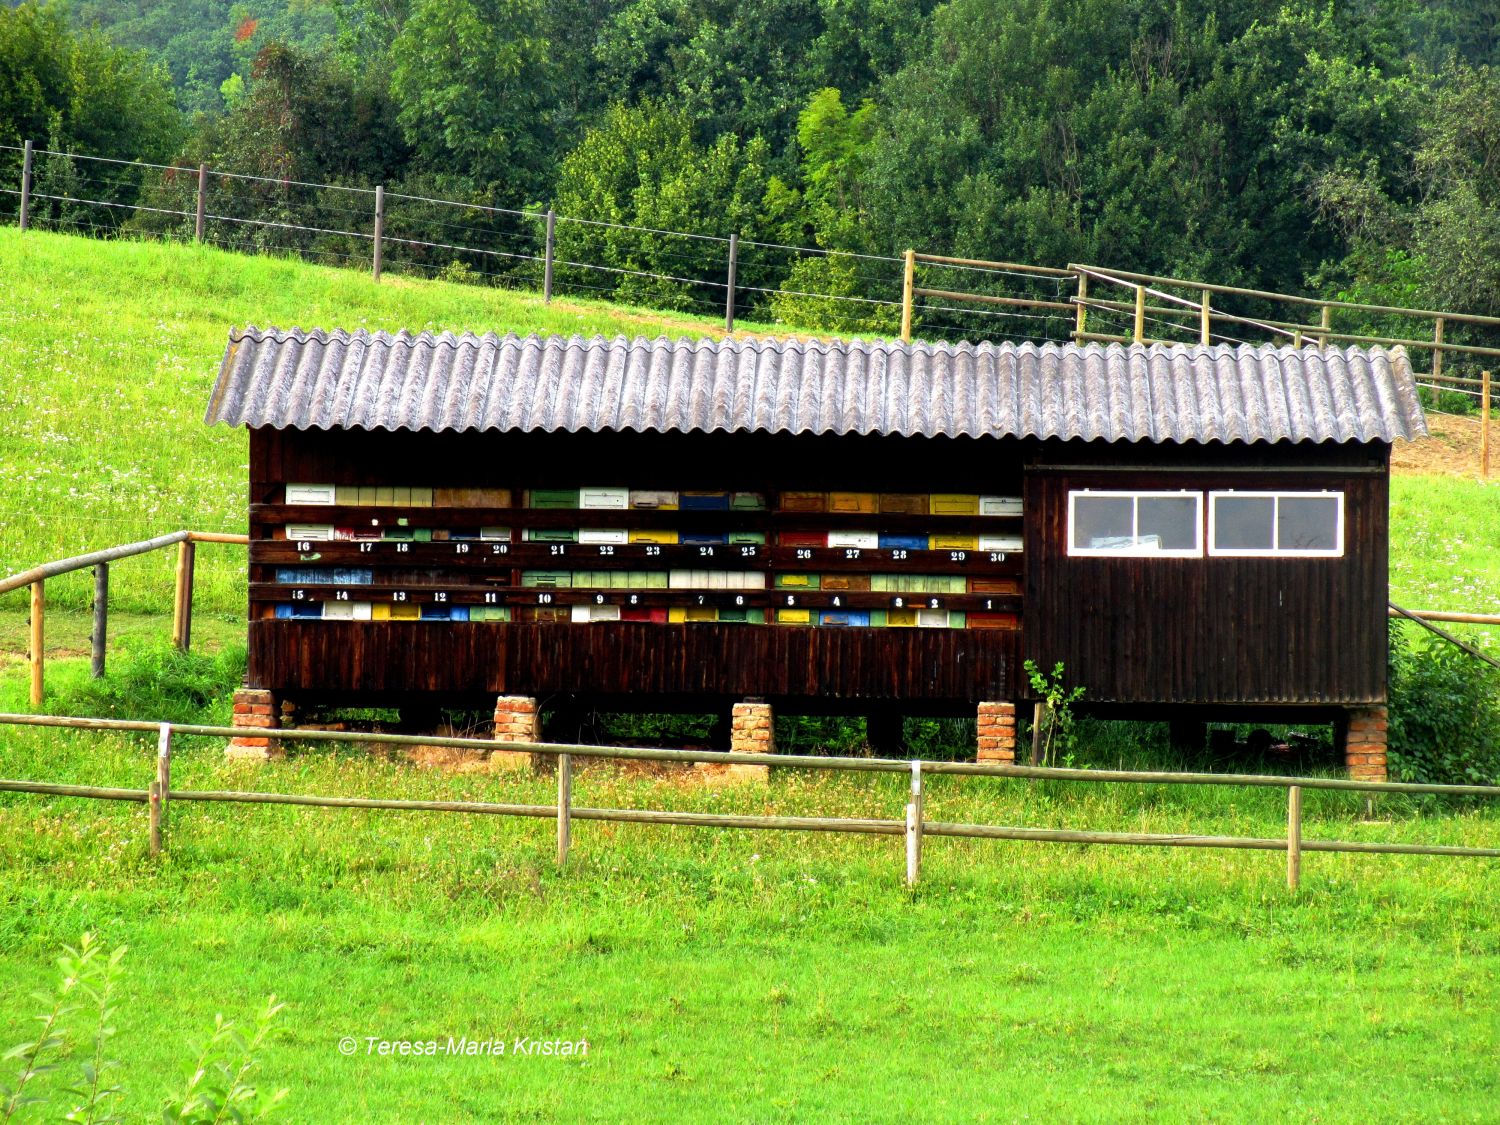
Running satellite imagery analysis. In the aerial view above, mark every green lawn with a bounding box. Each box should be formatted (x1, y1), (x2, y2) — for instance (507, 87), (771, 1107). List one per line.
(0, 226), (773, 621)
(3, 722), (1498, 1122)
(3, 227), (1499, 1122)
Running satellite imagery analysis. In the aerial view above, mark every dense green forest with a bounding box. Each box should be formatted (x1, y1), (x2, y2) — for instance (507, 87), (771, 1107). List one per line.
(4, 0), (1500, 337)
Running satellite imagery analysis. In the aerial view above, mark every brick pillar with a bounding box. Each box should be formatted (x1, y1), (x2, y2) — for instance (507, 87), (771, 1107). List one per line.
(226, 688), (281, 761)
(492, 695), (540, 771)
(1344, 705), (1388, 783)
(727, 701), (773, 782)
(977, 701), (1017, 764)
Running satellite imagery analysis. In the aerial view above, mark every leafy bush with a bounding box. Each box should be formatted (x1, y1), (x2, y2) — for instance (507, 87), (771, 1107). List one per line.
(1388, 624), (1500, 785)
(49, 639), (246, 727)
(1, 934), (287, 1123)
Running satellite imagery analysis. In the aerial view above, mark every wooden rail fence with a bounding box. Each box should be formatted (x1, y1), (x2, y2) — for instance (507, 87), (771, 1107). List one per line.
(1, 712), (1498, 891)
(0, 530), (249, 706)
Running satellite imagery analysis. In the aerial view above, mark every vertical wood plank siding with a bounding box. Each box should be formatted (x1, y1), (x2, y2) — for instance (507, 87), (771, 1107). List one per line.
(1023, 453), (1389, 704)
(248, 621), (1023, 703)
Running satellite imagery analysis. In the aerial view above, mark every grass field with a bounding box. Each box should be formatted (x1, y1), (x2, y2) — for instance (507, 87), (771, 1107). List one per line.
(2, 713), (1498, 1122)
(3, 228), (1500, 1121)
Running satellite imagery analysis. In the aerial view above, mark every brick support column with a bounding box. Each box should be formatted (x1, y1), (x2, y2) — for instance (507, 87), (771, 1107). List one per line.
(726, 701), (773, 782)
(1345, 705), (1388, 783)
(977, 701), (1017, 764)
(492, 695), (540, 771)
(226, 688), (281, 761)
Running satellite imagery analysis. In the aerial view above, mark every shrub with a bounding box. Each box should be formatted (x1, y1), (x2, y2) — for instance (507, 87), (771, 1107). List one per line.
(49, 639), (246, 727)
(1387, 624), (1500, 785)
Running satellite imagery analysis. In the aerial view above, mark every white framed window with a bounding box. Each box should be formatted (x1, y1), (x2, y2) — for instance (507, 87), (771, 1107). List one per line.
(1208, 491), (1344, 557)
(1067, 490), (1203, 557)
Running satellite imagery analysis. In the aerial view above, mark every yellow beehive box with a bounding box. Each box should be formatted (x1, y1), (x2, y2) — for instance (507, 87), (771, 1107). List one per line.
(628, 529), (679, 544)
(776, 608), (812, 625)
(774, 573), (819, 588)
(930, 493), (980, 515)
(929, 534), (979, 550)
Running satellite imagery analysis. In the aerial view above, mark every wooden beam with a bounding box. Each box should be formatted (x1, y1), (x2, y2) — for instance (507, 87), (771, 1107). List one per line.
(29, 581), (43, 707)
(900, 250), (915, 342)
(90, 562), (108, 679)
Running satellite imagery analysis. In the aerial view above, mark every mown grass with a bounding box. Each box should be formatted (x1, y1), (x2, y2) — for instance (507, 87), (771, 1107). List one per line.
(0, 226), (776, 621)
(2, 716), (1498, 1122)
(4, 229), (1500, 1120)
(1389, 474), (1500, 614)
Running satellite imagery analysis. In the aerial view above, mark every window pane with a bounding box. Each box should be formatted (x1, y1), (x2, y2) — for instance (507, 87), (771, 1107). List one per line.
(1072, 496), (1133, 551)
(1214, 496), (1274, 550)
(1137, 496), (1198, 551)
(1277, 496), (1339, 551)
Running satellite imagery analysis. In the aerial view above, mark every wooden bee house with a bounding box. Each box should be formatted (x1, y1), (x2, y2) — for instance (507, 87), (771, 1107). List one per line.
(206, 329), (1425, 776)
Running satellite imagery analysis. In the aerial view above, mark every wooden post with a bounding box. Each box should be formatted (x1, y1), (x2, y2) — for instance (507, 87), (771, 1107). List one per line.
(1286, 785), (1302, 891)
(1133, 285), (1146, 344)
(1073, 272), (1088, 343)
(28, 580), (43, 707)
(1432, 318), (1445, 408)
(1200, 289), (1211, 346)
(1293, 329), (1303, 348)
(1030, 701), (1045, 766)
(1482, 370), (1491, 480)
(90, 562), (108, 679)
(172, 539), (195, 652)
(905, 760), (923, 888)
(543, 209), (556, 303)
(194, 164), (207, 243)
(1318, 304), (1331, 350)
(724, 232), (739, 334)
(148, 782), (162, 856)
(156, 723), (171, 852)
(556, 751), (572, 868)
(900, 250), (915, 343)
(18, 139), (32, 231)
(372, 185), (385, 282)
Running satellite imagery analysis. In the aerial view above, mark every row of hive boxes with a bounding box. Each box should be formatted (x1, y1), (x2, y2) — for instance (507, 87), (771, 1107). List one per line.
(271, 601), (1017, 628)
(281, 525), (1024, 552)
(282, 485), (1023, 517)
(269, 568), (1021, 595)
(520, 572), (1021, 594)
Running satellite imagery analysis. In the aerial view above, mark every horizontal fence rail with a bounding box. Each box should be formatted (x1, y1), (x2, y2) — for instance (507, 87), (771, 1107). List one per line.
(2, 713), (1499, 890)
(1, 530), (249, 705)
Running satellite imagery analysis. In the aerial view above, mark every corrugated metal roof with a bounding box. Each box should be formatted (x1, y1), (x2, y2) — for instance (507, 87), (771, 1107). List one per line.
(205, 328), (1428, 445)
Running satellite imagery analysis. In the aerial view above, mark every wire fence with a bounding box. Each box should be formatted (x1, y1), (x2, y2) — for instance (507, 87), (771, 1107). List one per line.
(0, 141), (1077, 345)
(3, 140), (1498, 427)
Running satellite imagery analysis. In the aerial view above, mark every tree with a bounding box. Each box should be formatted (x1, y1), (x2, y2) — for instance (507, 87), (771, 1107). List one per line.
(387, 0), (551, 199)
(0, 2), (181, 224)
(549, 99), (772, 310)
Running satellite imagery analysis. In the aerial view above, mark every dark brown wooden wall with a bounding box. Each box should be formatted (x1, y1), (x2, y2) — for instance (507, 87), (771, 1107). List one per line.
(248, 621), (1022, 710)
(1022, 442), (1390, 705)
(248, 426), (1029, 707)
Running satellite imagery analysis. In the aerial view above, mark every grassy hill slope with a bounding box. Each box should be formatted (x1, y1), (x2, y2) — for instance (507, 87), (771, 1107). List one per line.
(1, 225), (1496, 632)
(0, 227), (771, 621)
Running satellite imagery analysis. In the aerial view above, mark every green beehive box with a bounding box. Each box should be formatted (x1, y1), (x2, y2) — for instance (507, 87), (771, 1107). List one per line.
(521, 571), (573, 588)
(775, 573), (821, 589)
(523, 528), (578, 543)
(728, 531), (767, 545)
(526, 489), (580, 509)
